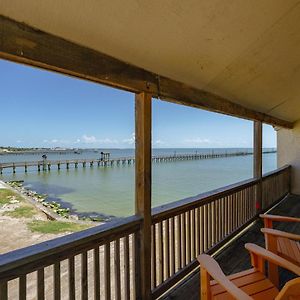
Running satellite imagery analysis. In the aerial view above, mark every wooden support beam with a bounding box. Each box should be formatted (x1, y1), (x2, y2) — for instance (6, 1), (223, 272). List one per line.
(254, 121), (263, 211)
(135, 92), (152, 300)
(0, 15), (293, 129)
(254, 121), (263, 179)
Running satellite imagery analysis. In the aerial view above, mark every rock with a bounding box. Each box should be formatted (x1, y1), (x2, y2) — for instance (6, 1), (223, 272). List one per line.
(9, 199), (20, 204)
(69, 214), (79, 221)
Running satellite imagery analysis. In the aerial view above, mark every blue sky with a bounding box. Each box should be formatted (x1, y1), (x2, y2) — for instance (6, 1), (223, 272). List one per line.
(0, 59), (276, 148)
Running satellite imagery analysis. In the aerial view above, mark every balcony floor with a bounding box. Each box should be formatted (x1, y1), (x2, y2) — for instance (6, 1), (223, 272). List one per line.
(164, 194), (300, 299)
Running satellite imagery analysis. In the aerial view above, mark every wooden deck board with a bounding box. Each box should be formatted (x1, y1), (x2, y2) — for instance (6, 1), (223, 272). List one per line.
(163, 194), (300, 299)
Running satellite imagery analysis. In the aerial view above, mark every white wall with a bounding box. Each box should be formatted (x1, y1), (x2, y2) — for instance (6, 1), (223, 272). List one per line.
(278, 120), (300, 194)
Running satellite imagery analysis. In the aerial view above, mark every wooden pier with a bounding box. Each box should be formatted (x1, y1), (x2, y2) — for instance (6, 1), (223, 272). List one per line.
(0, 150), (276, 174)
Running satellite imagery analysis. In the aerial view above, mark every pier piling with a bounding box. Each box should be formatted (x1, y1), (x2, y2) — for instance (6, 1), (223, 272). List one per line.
(0, 150), (276, 174)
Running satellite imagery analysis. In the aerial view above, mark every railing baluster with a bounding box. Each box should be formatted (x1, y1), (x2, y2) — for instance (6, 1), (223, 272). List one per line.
(176, 215), (182, 270)
(204, 205), (208, 252)
(200, 206), (204, 253)
(81, 251), (88, 300)
(124, 236), (130, 300)
(213, 201), (217, 244)
(19, 275), (26, 300)
(186, 211), (191, 263)
(221, 199), (225, 238)
(243, 188), (246, 222)
(164, 220), (170, 279)
(248, 187), (250, 219)
(54, 262), (61, 300)
(68, 256), (75, 300)
(170, 217), (175, 276)
(37, 268), (44, 300)
(195, 208), (200, 256)
(114, 239), (121, 300)
(151, 225), (157, 289)
(181, 213), (186, 265)
(238, 191), (242, 226)
(132, 233), (138, 300)
(209, 202), (214, 249)
(191, 209), (195, 259)
(231, 194), (235, 232)
(219, 199), (222, 240)
(0, 281), (8, 300)
(104, 243), (111, 300)
(225, 196), (228, 235)
(157, 222), (164, 283)
(94, 247), (100, 300)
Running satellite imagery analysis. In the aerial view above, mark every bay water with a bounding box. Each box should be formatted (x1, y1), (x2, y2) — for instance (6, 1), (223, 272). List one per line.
(0, 148), (276, 218)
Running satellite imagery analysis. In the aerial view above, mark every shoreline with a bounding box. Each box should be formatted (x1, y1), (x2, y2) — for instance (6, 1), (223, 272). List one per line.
(3, 180), (104, 225)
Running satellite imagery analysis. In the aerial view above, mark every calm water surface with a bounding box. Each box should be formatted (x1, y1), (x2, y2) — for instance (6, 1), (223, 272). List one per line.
(0, 148), (276, 218)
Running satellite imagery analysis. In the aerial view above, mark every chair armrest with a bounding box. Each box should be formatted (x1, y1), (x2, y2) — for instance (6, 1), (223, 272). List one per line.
(259, 214), (300, 223)
(198, 254), (252, 300)
(261, 228), (300, 241)
(245, 243), (300, 275)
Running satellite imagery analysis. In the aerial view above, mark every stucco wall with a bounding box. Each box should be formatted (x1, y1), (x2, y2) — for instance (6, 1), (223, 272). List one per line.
(278, 120), (300, 194)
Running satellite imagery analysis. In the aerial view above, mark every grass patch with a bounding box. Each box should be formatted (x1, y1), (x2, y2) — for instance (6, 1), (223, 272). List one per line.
(27, 220), (91, 234)
(4, 205), (36, 218)
(0, 189), (22, 206)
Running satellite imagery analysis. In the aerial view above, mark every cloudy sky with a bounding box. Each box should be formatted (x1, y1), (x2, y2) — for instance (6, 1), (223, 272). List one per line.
(0, 59), (276, 148)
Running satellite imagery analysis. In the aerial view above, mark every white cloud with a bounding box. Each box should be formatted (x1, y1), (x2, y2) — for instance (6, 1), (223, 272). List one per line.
(122, 133), (135, 145)
(99, 138), (118, 144)
(184, 138), (212, 144)
(41, 133), (138, 147)
(81, 135), (118, 145)
(181, 137), (225, 147)
(153, 139), (165, 146)
(82, 135), (98, 144)
(42, 138), (72, 145)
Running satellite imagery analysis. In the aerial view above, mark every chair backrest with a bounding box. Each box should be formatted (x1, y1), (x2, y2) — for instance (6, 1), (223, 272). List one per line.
(276, 278), (300, 300)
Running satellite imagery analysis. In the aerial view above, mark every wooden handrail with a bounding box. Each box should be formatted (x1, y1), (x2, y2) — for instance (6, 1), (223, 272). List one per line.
(262, 165), (291, 180)
(0, 215), (141, 281)
(152, 177), (258, 223)
(152, 165), (290, 223)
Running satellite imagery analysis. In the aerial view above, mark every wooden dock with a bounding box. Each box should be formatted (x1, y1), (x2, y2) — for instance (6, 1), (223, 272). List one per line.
(0, 150), (276, 174)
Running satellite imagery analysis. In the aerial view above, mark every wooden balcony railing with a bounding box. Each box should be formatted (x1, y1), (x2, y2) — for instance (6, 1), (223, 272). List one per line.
(262, 165), (291, 210)
(0, 166), (291, 299)
(151, 165), (291, 298)
(0, 216), (141, 300)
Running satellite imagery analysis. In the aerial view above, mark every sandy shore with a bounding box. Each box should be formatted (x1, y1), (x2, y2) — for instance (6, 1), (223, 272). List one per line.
(0, 180), (134, 299)
(0, 180), (66, 254)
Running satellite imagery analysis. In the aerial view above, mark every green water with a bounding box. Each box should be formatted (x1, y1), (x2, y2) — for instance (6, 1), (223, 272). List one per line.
(0, 150), (276, 218)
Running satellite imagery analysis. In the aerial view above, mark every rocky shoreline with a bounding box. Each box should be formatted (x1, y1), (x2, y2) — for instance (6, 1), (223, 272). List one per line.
(6, 181), (105, 224)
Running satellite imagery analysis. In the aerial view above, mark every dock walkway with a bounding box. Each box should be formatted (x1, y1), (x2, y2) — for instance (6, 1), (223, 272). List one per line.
(0, 150), (276, 174)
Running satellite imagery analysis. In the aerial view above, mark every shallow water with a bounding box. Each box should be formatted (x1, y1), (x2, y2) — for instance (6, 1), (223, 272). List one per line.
(0, 148), (276, 218)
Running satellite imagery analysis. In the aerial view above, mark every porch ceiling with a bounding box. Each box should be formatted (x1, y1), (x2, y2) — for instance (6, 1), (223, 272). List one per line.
(1, 1), (300, 123)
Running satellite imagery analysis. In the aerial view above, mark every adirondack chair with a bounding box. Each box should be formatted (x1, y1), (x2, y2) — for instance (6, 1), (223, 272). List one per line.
(198, 243), (300, 300)
(260, 214), (300, 287)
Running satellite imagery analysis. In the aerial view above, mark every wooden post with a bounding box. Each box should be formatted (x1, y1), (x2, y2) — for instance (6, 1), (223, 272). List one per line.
(135, 92), (152, 300)
(254, 121), (262, 212)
